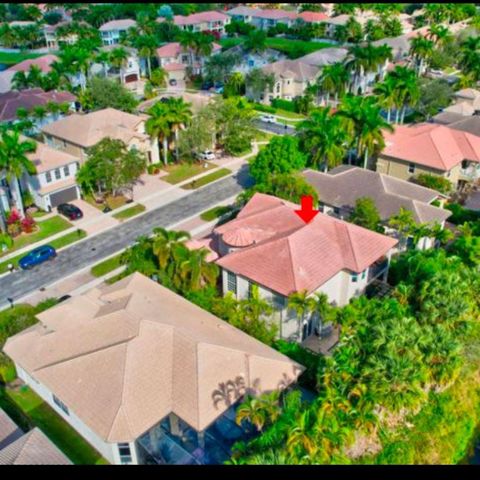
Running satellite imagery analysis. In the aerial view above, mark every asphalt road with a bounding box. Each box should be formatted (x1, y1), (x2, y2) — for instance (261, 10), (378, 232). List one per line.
(255, 119), (297, 136)
(0, 168), (253, 305)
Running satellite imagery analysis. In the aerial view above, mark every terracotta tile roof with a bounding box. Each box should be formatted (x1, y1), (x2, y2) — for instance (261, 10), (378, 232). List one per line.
(297, 11), (329, 23)
(173, 11), (229, 26)
(215, 193), (397, 296)
(0, 88), (76, 122)
(41, 108), (147, 148)
(99, 19), (136, 31)
(383, 123), (480, 171)
(156, 42), (221, 58)
(4, 273), (302, 443)
(303, 166), (450, 225)
(164, 62), (186, 72)
(7, 54), (58, 74)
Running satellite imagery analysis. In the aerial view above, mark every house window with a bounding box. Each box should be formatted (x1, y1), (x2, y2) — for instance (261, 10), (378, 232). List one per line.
(63, 165), (70, 177)
(272, 293), (285, 310)
(53, 395), (69, 415)
(408, 163), (415, 174)
(276, 83), (280, 93)
(45, 171), (52, 183)
(247, 281), (254, 299)
(54, 169), (61, 180)
(361, 270), (366, 280)
(62, 140), (67, 148)
(351, 273), (358, 283)
(227, 271), (237, 295)
(118, 443), (132, 464)
(333, 207), (340, 216)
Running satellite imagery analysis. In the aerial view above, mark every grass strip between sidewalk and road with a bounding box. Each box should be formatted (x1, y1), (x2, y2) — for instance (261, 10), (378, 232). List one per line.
(0, 229), (87, 274)
(90, 253), (123, 278)
(182, 169), (232, 190)
(162, 162), (216, 185)
(200, 205), (233, 222)
(112, 204), (146, 221)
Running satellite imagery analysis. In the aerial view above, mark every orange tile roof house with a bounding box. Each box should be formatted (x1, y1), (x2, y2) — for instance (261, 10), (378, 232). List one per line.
(41, 108), (160, 165)
(4, 273), (302, 465)
(158, 11), (230, 34)
(0, 408), (71, 465)
(7, 54), (58, 74)
(376, 123), (480, 190)
(191, 193), (397, 345)
(303, 166), (451, 251)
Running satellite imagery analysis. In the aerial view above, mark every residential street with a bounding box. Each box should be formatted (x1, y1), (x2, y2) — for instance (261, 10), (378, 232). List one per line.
(254, 119), (297, 136)
(0, 168), (253, 305)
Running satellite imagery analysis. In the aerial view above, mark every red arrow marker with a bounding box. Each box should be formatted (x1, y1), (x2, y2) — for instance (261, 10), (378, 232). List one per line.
(294, 195), (319, 224)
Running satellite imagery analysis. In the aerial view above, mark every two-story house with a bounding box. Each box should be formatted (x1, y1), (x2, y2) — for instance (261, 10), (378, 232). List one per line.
(21, 136), (81, 211)
(250, 59), (320, 103)
(4, 273), (302, 465)
(158, 11), (230, 35)
(41, 108), (160, 165)
(96, 45), (146, 85)
(156, 42), (221, 83)
(189, 193), (397, 344)
(376, 123), (480, 191)
(99, 19), (137, 46)
(227, 44), (286, 76)
(44, 21), (78, 50)
(303, 166), (451, 251)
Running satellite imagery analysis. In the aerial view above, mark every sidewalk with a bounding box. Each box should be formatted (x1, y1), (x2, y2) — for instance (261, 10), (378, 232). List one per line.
(0, 146), (258, 267)
(20, 195), (238, 307)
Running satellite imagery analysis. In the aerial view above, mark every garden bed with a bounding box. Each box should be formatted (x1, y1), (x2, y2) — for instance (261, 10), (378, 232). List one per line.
(0, 229), (87, 274)
(0, 216), (72, 257)
(162, 162), (215, 185)
(182, 169), (232, 190)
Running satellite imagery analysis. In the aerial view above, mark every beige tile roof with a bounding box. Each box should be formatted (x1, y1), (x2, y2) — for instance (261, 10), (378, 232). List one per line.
(303, 166), (451, 225)
(215, 193), (398, 297)
(99, 19), (137, 31)
(4, 273), (302, 443)
(41, 108), (147, 148)
(261, 59), (320, 82)
(0, 409), (23, 451)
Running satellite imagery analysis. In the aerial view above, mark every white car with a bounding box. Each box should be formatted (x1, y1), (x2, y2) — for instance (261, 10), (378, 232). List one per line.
(260, 114), (276, 123)
(197, 150), (216, 161)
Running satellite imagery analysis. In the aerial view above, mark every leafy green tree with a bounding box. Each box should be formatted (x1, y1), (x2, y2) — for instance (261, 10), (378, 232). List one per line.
(244, 29), (267, 54)
(416, 77), (454, 120)
(412, 172), (452, 195)
(250, 136), (306, 184)
(245, 68), (275, 103)
(85, 77), (139, 113)
(349, 197), (383, 232)
(76, 138), (146, 197)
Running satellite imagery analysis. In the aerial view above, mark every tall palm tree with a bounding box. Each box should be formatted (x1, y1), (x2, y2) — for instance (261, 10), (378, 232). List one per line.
(373, 78), (396, 123)
(145, 102), (172, 165)
(11, 71), (29, 91)
(298, 107), (348, 172)
(316, 62), (349, 106)
(151, 227), (191, 269)
(226, 72), (245, 96)
(386, 66), (420, 124)
(287, 290), (317, 341)
(426, 24), (452, 47)
(177, 246), (219, 291)
(409, 36), (434, 75)
(164, 97), (193, 161)
(335, 94), (393, 169)
(135, 34), (158, 78)
(0, 130), (37, 217)
(95, 51), (110, 78)
(108, 47), (129, 73)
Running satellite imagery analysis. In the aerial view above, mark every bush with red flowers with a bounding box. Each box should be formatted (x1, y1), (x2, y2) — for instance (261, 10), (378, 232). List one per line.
(21, 216), (36, 234)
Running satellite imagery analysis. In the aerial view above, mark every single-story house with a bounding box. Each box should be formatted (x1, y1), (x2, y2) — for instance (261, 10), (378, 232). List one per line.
(3, 272), (302, 465)
(41, 108), (160, 165)
(376, 123), (480, 190)
(0, 408), (71, 465)
(303, 165), (451, 251)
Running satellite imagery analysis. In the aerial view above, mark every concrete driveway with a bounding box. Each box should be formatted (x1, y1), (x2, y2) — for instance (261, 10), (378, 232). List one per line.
(66, 198), (119, 235)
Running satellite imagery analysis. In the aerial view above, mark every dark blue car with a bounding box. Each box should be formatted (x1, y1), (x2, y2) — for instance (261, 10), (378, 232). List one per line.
(19, 245), (57, 270)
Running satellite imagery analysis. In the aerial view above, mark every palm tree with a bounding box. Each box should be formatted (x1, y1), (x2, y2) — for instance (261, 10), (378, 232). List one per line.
(95, 51), (110, 78)
(286, 410), (318, 459)
(385, 66), (420, 124)
(135, 35), (158, 78)
(287, 290), (317, 341)
(11, 71), (30, 91)
(0, 130), (37, 217)
(298, 107), (348, 172)
(32, 105), (47, 129)
(152, 227), (191, 269)
(316, 62), (349, 107)
(373, 79), (397, 123)
(226, 72), (245, 96)
(177, 246), (219, 291)
(236, 391), (281, 432)
(335, 94), (393, 168)
(426, 24), (452, 47)
(409, 36), (434, 75)
(108, 47), (129, 74)
(145, 102), (172, 165)
(164, 97), (193, 161)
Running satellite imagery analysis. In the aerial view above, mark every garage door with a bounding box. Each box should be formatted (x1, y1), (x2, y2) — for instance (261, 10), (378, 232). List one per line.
(49, 186), (79, 208)
(124, 73), (138, 83)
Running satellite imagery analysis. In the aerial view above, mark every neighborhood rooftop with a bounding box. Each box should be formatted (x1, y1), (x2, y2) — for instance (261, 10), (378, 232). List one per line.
(4, 272), (302, 443)
(214, 193), (397, 297)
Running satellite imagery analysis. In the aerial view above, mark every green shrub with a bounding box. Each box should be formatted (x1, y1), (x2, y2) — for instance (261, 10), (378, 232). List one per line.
(252, 102), (276, 114)
(147, 162), (162, 175)
(271, 98), (297, 113)
(445, 203), (480, 225)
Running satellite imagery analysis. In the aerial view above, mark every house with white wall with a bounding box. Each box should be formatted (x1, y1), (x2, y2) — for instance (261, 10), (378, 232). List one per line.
(189, 193), (397, 344)
(99, 19), (136, 46)
(3, 273), (302, 465)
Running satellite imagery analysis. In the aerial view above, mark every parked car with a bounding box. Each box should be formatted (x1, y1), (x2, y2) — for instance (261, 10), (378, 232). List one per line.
(160, 97), (169, 103)
(260, 114), (276, 123)
(197, 150), (216, 161)
(58, 203), (83, 220)
(169, 79), (177, 86)
(19, 245), (56, 270)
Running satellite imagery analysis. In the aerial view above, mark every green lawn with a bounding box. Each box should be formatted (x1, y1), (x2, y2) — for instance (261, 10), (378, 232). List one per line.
(84, 194), (128, 211)
(0, 51), (42, 65)
(0, 385), (108, 465)
(265, 38), (332, 59)
(112, 204), (146, 221)
(200, 205), (233, 222)
(0, 229), (87, 274)
(254, 129), (277, 141)
(162, 162), (215, 184)
(219, 37), (245, 50)
(31, 210), (49, 219)
(90, 253), (123, 278)
(1, 216), (72, 258)
(182, 169), (232, 190)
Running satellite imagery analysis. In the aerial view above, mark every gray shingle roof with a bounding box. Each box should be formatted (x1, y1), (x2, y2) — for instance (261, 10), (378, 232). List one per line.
(303, 166), (451, 225)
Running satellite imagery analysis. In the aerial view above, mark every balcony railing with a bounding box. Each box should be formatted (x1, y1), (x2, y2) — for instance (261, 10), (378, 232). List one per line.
(367, 257), (389, 283)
